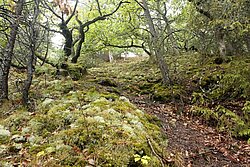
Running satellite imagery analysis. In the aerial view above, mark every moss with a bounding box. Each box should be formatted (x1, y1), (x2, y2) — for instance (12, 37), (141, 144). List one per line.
(29, 144), (52, 155)
(21, 93), (167, 166)
(151, 84), (185, 102)
(100, 93), (119, 101)
(0, 100), (12, 118)
(112, 100), (137, 113)
(139, 82), (154, 90)
(28, 114), (65, 137)
(67, 63), (87, 81)
(2, 110), (31, 132)
(0, 126), (11, 144)
(98, 78), (118, 87)
(2, 60), (173, 166)
(144, 114), (162, 127)
(90, 97), (111, 110)
(84, 90), (101, 102)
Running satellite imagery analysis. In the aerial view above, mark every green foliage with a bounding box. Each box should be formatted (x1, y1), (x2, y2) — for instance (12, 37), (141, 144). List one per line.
(184, 0), (250, 55)
(191, 106), (218, 121)
(35, 65), (57, 76)
(191, 92), (206, 105)
(192, 103), (250, 140)
(133, 154), (151, 166)
(191, 58), (250, 104)
(241, 101), (250, 140)
(152, 84), (185, 102)
(77, 53), (105, 68)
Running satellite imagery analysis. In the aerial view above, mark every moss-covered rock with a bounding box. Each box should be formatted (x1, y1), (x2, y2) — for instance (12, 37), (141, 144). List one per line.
(0, 125), (11, 144)
(98, 78), (118, 87)
(151, 84), (185, 102)
(0, 90), (167, 166)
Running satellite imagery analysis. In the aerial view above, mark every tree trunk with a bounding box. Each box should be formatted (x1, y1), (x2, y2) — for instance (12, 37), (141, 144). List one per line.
(71, 38), (84, 63)
(0, 0), (25, 101)
(215, 27), (226, 57)
(22, 52), (34, 106)
(154, 46), (172, 85)
(60, 22), (73, 62)
(22, 0), (39, 106)
(142, 0), (171, 85)
(71, 20), (85, 63)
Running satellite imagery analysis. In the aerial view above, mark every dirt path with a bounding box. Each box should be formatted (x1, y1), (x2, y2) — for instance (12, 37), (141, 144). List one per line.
(129, 95), (250, 167)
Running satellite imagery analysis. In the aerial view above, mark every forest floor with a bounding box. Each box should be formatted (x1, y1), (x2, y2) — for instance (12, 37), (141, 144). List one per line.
(130, 95), (249, 167)
(88, 57), (250, 167)
(1, 56), (250, 166)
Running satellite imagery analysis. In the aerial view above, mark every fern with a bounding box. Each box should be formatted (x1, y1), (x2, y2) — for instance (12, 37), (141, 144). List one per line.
(243, 101), (250, 115)
(191, 92), (206, 105)
(216, 106), (245, 135)
(191, 105), (250, 140)
(191, 106), (218, 121)
(239, 128), (250, 137)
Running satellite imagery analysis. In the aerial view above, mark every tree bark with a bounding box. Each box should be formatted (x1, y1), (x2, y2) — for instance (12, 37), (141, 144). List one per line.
(141, 0), (171, 85)
(215, 27), (226, 57)
(60, 22), (73, 62)
(22, 0), (40, 106)
(0, 0), (25, 101)
(71, 15), (85, 63)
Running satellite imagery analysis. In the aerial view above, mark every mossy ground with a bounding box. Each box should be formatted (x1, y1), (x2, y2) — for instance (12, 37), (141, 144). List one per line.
(0, 59), (168, 166)
(1, 55), (250, 166)
(88, 55), (250, 141)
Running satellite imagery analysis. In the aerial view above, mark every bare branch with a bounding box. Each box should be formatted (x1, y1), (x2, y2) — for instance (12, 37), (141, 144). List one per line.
(41, 0), (62, 20)
(65, 0), (79, 24)
(82, 1), (130, 28)
(133, 0), (145, 10)
(105, 41), (151, 56)
(95, 0), (102, 16)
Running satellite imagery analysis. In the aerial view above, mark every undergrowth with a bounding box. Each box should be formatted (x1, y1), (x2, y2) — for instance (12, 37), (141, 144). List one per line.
(91, 55), (250, 142)
(189, 57), (250, 141)
(0, 73), (169, 166)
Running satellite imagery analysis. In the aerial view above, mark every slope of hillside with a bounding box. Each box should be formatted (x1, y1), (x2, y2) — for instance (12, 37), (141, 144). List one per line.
(1, 55), (250, 166)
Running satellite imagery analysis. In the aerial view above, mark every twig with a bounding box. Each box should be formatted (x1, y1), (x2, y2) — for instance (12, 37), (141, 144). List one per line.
(147, 137), (165, 167)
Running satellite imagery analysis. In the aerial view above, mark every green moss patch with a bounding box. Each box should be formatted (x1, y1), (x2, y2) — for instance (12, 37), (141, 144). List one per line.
(0, 90), (167, 166)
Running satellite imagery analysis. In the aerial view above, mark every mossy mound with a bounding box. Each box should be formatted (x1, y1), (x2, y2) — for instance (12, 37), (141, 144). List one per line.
(0, 90), (167, 166)
(151, 84), (186, 102)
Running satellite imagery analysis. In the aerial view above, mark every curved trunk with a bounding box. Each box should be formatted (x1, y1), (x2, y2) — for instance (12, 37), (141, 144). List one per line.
(60, 22), (73, 61)
(71, 38), (84, 63)
(71, 25), (85, 63)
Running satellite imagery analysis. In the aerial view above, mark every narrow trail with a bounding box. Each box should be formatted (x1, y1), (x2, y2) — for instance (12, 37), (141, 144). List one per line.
(89, 60), (250, 167)
(129, 95), (250, 167)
